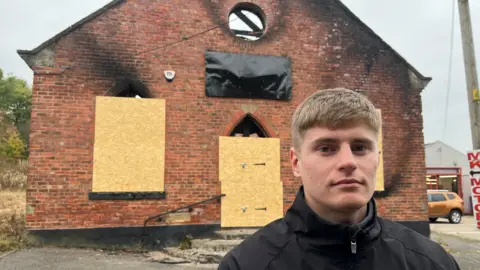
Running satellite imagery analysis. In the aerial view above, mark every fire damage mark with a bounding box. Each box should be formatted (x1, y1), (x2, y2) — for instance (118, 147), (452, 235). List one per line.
(17, 0), (127, 70)
(374, 173), (404, 198)
(228, 2), (266, 40)
(201, 0), (288, 43)
(23, 0), (425, 200)
(71, 29), (152, 98)
(70, 29), (164, 200)
(291, 0), (424, 198)
(109, 79), (152, 98)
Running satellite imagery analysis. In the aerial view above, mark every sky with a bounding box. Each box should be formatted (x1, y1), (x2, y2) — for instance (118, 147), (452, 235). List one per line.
(0, 0), (479, 154)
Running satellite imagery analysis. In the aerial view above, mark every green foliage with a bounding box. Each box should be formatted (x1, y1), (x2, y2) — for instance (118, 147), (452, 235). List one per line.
(0, 68), (31, 159)
(0, 130), (27, 160)
(179, 234), (193, 250)
(0, 68), (32, 126)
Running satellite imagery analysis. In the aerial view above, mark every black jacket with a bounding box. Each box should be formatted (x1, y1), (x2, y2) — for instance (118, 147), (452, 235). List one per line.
(218, 186), (460, 270)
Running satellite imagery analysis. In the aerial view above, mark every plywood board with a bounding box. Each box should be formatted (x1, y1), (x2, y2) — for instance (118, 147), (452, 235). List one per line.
(165, 212), (192, 223)
(92, 96), (166, 192)
(375, 109), (385, 191)
(219, 136), (283, 227)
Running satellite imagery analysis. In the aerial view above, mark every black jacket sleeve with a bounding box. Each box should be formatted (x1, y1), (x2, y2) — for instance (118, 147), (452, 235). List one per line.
(217, 253), (240, 270)
(448, 253), (461, 270)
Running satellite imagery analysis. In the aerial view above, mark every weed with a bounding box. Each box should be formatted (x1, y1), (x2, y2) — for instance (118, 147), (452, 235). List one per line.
(0, 158), (27, 190)
(0, 211), (31, 252)
(0, 188), (28, 252)
(179, 234), (193, 250)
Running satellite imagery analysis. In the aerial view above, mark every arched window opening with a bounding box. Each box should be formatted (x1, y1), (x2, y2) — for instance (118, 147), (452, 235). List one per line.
(110, 79), (152, 98)
(229, 114), (268, 138)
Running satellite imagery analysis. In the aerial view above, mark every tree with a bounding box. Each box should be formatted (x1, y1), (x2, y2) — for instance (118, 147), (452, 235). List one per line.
(0, 128), (27, 160)
(0, 68), (32, 158)
(0, 68), (32, 126)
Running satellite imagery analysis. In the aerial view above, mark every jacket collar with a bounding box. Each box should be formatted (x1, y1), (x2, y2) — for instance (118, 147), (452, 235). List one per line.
(284, 186), (381, 247)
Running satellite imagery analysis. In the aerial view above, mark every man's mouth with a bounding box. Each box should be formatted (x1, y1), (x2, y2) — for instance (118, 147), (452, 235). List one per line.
(333, 179), (362, 186)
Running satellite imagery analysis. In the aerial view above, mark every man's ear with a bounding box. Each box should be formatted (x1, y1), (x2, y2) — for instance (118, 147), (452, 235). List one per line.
(290, 147), (301, 177)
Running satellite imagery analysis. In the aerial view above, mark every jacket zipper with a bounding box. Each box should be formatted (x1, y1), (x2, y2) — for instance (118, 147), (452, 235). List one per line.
(349, 237), (358, 270)
(350, 237), (357, 254)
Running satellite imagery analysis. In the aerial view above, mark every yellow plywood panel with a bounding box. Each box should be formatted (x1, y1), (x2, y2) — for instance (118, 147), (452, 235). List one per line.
(219, 136), (283, 227)
(375, 109), (385, 191)
(92, 96), (165, 192)
(165, 212), (191, 223)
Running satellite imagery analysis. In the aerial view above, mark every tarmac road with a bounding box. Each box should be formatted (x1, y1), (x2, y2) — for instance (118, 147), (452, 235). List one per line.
(431, 232), (480, 270)
(2, 238), (478, 270)
(429, 216), (480, 270)
(1, 222), (479, 270)
(430, 216), (480, 241)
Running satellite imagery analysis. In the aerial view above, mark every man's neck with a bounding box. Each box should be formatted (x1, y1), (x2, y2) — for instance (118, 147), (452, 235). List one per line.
(304, 193), (368, 225)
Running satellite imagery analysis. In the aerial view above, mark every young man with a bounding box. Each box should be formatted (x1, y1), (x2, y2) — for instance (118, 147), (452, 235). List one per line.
(218, 88), (460, 270)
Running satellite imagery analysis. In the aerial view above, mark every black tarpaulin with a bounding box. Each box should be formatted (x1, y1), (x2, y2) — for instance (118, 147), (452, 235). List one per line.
(205, 51), (292, 100)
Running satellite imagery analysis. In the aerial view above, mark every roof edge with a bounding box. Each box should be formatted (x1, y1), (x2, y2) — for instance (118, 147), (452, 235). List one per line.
(17, 0), (433, 86)
(333, 0), (432, 84)
(17, 0), (125, 58)
(428, 140), (468, 156)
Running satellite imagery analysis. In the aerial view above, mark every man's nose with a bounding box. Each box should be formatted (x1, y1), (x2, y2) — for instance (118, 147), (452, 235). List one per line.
(337, 145), (357, 173)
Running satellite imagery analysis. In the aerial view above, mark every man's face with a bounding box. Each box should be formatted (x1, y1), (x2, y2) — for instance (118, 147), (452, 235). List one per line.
(290, 123), (380, 212)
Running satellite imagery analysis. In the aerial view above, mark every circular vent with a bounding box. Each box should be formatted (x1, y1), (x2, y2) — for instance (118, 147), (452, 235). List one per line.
(228, 3), (266, 41)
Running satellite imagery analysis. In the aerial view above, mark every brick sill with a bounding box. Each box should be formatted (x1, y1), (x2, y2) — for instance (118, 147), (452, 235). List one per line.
(88, 192), (166, 200)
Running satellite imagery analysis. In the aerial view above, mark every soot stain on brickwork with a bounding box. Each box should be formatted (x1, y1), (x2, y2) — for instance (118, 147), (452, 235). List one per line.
(201, 0), (288, 44)
(295, 0), (417, 197)
(72, 29), (152, 98)
(68, 0), (415, 199)
(310, 0), (385, 73)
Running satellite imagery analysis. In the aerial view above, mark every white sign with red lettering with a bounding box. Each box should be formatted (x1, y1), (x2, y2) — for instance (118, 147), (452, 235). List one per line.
(467, 150), (480, 229)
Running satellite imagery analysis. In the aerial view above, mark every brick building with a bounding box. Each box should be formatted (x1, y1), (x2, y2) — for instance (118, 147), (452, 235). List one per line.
(18, 0), (432, 247)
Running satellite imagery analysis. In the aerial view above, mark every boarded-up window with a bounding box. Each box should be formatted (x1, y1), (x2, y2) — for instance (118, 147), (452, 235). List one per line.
(229, 114), (268, 138)
(91, 96), (166, 194)
(375, 109), (384, 191)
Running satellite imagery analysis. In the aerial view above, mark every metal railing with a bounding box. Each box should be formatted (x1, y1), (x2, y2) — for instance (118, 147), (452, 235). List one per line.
(140, 194), (226, 244)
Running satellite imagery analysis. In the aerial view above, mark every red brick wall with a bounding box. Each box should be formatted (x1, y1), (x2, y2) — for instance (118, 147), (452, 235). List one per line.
(25, 0), (428, 229)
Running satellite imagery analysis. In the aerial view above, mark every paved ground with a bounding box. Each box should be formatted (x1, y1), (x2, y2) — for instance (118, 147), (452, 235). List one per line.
(430, 215), (480, 241)
(431, 232), (480, 270)
(430, 215), (480, 270)
(0, 248), (217, 270)
(1, 216), (479, 270)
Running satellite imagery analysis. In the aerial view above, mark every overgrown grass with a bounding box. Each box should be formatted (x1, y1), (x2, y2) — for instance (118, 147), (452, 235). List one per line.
(0, 157), (29, 252)
(0, 211), (27, 252)
(0, 158), (27, 190)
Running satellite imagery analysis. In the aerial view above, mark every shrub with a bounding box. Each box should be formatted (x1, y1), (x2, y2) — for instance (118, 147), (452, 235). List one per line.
(0, 129), (27, 160)
(0, 158), (27, 190)
(0, 211), (28, 252)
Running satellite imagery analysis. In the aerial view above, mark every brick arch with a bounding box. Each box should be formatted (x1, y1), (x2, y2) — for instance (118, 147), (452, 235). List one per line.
(108, 79), (153, 98)
(221, 110), (277, 138)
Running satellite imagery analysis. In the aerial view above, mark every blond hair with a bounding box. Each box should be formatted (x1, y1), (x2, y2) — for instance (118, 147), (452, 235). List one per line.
(291, 88), (380, 152)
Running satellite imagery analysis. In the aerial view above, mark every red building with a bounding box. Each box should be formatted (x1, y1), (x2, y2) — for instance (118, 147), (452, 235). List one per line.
(18, 0), (432, 247)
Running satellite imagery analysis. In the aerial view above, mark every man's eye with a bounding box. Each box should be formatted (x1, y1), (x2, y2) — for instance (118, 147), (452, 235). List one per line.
(352, 145), (366, 152)
(319, 146), (334, 152)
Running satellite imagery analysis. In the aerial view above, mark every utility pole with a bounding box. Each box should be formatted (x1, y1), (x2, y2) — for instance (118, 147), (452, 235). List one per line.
(457, 0), (480, 149)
